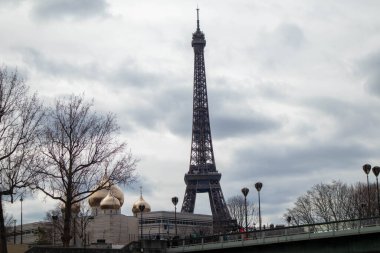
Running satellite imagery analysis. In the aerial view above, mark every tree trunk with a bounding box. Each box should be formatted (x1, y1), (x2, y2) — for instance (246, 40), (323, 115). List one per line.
(0, 194), (8, 253)
(62, 203), (72, 247)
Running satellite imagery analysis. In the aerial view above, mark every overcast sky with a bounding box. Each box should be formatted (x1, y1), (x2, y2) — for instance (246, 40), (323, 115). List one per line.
(1, 0), (380, 226)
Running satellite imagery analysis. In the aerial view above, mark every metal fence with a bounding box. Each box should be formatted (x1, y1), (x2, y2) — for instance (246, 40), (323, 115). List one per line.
(168, 217), (380, 249)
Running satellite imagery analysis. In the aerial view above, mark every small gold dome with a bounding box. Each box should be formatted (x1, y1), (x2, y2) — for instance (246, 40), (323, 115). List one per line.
(100, 192), (121, 210)
(88, 176), (111, 207)
(88, 177), (125, 207)
(88, 187), (109, 207)
(110, 184), (124, 207)
(88, 177), (110, 207)
(132, 195), (151, 214)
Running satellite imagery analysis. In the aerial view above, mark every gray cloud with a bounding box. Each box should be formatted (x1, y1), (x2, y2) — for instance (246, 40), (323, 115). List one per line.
(228, 141), (371, 182)
(122, 85), (191, 134)
(366, 73), (380, 96)
(20, 48), (194, 137)
(212, 113), (281, 139)
(275, 24), (305, 49)
(358, 51), (380, 97)
(0, 0), (24, 8)
(111, 64), (158, 88)
(303, 96), (380, 140)
(21, 48), (90, 78)
(252, 23), (305, 71)
(31, 0), (109, 21)
(20, 48), (158, 88)
(123, 174), (155, 197)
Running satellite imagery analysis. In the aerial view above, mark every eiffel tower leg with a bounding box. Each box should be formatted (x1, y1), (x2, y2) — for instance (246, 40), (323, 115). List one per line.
(208, 182), (233, 233)
(181, 184), (196, 213)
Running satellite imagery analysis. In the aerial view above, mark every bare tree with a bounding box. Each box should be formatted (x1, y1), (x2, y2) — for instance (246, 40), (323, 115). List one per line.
(227, 195), (256, 229)
(284, 193), (316, 226)
(45, 205), (63, 245)
(284, 180), (378, 226)
(45, 201), (93, 246)
(37, 94), (137, 247)
(77, 203), (93, 246)
(4, 214), (14, 229)
(3, 213), (15, 240)
(0, 68), (43, 253)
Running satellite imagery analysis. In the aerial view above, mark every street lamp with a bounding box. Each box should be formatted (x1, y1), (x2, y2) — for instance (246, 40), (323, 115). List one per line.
(171, 197), (178, 236)
(241, 187), (249, 233)
(286, 216), (292, 227)
(139, 204), (145, 253)
(52, 215), (58, 245)
(139, 204), (145, 240)
(73, 213), (77, 247)
(363, 164), (372, 217)
(360, 202), (366, 227)
(255, 182), (263, 230)
(360, 203), (366, 218)
(85, 216), (94, 247)
(372, 166), (380, 216)
(20, 196), (23, 244)
(13, 219), (16, 244)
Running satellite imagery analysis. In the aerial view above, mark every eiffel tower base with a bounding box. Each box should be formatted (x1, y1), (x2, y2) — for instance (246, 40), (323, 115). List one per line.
(213, 219), (238, 234)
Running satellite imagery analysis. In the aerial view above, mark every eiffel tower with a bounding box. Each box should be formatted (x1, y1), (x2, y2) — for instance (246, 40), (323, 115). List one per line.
(181, 9), (235, 233)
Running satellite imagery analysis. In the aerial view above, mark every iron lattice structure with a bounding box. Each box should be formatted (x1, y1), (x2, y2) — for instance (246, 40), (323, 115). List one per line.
(181, 10), (235, 233)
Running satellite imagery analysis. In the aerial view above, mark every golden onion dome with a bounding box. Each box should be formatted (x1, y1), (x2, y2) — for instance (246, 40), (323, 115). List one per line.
(88, 179), (110, 207)
(132, 195), (151, 214)
(100, 192), (121, 210)
(88, 188), (109, 207)
(110, 184), (124, 207)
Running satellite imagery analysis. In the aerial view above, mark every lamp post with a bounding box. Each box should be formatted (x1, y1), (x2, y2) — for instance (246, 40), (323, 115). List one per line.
(139, 204), (145, 240)
(73, 213), (77, 247)
(372, 166), (380, 216)
(139, 204), (145, 253)
(286, 216), (292, 227)
(255, 182), (263, 230)
(360, 203), (366, 218)
(52, 215), (58, 245)
(85, 216), (94, 247)
(20, 196), (23, 244)
(360, 202), (366, 227)
(241, 187), (249, 233)
(171, 197), (178, 236)
(363, 164), (371, 217)
(13, 219), (16, 244)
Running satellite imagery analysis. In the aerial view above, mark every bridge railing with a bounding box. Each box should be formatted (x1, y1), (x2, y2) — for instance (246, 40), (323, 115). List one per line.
(168, 216), (380, 248)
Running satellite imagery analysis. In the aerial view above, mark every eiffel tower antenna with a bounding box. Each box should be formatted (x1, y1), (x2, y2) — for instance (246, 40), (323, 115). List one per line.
(196, 6), (200, 30)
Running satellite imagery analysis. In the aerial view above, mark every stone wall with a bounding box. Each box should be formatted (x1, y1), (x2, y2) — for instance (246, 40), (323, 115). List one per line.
(87, 213), (139, 245)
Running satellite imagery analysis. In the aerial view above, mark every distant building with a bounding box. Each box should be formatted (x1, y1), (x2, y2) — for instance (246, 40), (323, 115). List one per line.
(6, 221), (52, 245)
(138, 211), (213, 239)
(131, 188), (213, 239)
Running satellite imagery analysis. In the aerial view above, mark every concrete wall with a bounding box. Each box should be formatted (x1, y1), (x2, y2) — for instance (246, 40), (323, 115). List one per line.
(140, 211), (213, 239)
(88, 213), (138, 245)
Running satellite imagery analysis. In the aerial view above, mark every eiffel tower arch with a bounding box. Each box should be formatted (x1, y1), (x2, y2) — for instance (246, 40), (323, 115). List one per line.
(181, 9), (236, 233)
